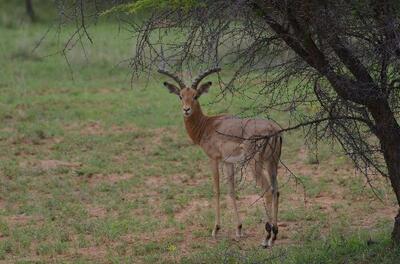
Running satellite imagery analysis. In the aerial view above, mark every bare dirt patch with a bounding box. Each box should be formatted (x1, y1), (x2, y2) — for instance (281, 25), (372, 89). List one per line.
(0, 198), (5, 209)
(86, 206), (107, 218)
(175, 199), (210, 222)
(239, 194), (265, 207)
(87, 173), (133, 186)
(38, 160), (82, 171)
(358, 206), (398, 227)
(171, 173), (205, 186)
(68, 122), (139, 136)
(6, 214), (43, 226)
(297, 145), (308, 162)
(77, 245), (107, 259)
(80, 121), (104, 135)
(151, 127), (181, 145)
(144, 175), (166, 188)
(109, 124), (139, 134)
(311, 192), (340, 211)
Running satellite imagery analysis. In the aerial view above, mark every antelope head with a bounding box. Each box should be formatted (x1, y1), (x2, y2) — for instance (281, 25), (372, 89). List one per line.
(158, 68), (221, 117)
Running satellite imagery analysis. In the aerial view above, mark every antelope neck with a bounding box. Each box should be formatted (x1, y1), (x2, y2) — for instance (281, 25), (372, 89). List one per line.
(184, 103), (214, 145)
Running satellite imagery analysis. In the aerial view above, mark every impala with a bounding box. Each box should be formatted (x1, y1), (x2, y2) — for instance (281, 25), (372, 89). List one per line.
(158, 67), (282, 247)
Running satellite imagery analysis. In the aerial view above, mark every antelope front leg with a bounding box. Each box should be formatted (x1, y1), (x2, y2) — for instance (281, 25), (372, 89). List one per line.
(211, 159), (221, 238)
(223, 162), (243, 239)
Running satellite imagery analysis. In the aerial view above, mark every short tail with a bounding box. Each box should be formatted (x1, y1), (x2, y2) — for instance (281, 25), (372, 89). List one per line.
(261, 134), (282, 162)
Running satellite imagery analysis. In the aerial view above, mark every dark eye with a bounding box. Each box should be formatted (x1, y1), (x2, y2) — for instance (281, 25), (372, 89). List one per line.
(179, 95), (182, 100)
(194, 95), (198, 100)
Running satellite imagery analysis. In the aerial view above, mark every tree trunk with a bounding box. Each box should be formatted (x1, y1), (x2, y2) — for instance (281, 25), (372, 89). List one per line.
(382, 143), (400, 243)
(393, 209), (400, 243)
(369, 102), (400, 243)
(25, 0), (36, 22)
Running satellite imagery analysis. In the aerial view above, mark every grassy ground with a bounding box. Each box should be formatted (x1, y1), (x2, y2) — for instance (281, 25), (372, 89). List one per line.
(0, 20), (399, 263)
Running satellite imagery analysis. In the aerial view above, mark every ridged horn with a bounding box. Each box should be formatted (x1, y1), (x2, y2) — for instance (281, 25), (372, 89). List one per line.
(191, 67), (221, 89)
(157, 69), (186, 89)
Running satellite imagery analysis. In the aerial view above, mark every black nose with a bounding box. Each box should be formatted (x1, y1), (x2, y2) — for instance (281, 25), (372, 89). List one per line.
(183, 107), (190, 112)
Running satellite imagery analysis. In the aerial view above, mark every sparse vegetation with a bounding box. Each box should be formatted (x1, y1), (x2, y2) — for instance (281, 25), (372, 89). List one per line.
(0, 7), (399, 264)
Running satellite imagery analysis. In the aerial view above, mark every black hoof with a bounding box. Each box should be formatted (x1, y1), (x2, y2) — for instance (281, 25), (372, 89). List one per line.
(272, 225), (278, 241)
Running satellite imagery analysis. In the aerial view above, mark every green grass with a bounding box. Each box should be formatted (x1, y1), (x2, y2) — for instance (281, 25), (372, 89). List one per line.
(0, 17), (398, 263)
(181, 230), (400, 264)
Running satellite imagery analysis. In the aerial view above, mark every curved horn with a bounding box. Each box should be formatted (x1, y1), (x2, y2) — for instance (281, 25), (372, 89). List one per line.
(157, 69), (186, 89)
(191, 67), (221, 89)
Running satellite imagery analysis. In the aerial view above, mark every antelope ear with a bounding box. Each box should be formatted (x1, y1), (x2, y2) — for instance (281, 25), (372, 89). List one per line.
(196, 81), (212, 97)
(163, 82), (180, 96)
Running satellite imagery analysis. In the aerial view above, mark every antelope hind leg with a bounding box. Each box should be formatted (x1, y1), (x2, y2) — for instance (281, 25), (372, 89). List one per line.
(263, 162), (279, 247)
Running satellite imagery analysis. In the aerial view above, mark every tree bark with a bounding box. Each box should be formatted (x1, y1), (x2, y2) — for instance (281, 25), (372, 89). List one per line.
(393, 209), (400, 243)
(384, 150), (400, 243)
(25, 0), (36, 22)
(368, 102), (400, 243)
